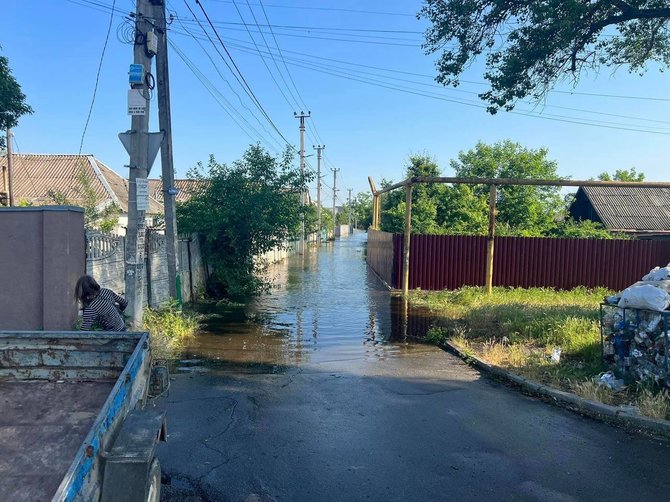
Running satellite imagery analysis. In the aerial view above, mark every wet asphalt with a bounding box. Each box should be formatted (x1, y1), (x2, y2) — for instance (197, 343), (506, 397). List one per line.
(157, 233), (670, 501)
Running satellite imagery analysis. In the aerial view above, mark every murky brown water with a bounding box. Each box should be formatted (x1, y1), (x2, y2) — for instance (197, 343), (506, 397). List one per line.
(178, 232), (435, 373)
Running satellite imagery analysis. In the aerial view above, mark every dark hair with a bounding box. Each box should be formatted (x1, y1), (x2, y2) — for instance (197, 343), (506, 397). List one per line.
(75, 275), (101, 307)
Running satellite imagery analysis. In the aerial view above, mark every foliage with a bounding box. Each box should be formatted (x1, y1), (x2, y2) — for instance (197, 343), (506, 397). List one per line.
(598, 168), (646, 182)
(46, 164), (121, 233)
(177, 145), (309, 299)
(0, 52), (33, 149)
(419, 1), (670, 112)
(351, 192), (372, 229)
(451, 141), (564, 236)
(550, 219), (617, 239)
(142, 300), (201, 359)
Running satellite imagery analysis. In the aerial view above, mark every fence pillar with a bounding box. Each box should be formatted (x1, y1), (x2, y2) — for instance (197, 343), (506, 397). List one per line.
(402, 184), (413, 296)
(485, 184), (497, 295)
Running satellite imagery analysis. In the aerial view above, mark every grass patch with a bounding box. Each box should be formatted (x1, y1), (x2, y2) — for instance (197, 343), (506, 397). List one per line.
(142, 300), (202, 359)
(414, 286), (670, 421)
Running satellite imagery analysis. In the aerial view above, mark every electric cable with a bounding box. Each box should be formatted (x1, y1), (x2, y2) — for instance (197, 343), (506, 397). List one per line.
(170, 2), (286, 150)
(78, 0), (117, 155)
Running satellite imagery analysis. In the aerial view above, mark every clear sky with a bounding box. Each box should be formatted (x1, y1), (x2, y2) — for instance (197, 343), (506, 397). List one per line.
(4, 0), (670, 206)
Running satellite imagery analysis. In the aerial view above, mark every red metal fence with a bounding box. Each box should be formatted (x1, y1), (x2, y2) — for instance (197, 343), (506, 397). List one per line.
(367, 229), (670, 291)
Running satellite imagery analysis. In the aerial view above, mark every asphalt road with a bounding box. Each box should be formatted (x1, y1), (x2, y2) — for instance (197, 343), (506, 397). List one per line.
(157, 344), (670, 502)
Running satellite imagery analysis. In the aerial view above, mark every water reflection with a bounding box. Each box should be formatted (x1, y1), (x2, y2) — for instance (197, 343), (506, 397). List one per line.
(180, 232), (437, 372)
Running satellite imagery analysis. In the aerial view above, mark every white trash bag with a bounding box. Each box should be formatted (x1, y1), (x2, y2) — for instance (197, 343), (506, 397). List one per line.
(641, 266), (670, 281)
(618, 284), (670, 311)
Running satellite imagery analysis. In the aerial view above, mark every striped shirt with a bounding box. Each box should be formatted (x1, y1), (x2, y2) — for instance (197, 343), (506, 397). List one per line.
(81, 288), (128, 331)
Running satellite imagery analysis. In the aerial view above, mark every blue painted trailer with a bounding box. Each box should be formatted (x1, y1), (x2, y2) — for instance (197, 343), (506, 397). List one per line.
(0, 331), (166, 502)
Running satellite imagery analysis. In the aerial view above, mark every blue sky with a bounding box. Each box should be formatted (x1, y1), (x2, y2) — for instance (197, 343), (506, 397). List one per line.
(4, 0), (670, 205)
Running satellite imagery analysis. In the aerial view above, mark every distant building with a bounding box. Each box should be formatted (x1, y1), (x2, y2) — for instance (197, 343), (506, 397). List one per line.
(148, 179), (208, 203)
(569, 186), (670, 239)
(0, 154), (162, 233)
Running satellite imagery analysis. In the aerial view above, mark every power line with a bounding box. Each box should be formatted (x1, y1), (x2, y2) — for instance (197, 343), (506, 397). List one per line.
(78, 0), (117, 155)
(189, 0), (293, 147)
(207, 33), (670, 134)
(228, 0), (300, 110)
(169, 39), (282, 152)
(171, 2), (285, 148)
(207, 0), (415, 17)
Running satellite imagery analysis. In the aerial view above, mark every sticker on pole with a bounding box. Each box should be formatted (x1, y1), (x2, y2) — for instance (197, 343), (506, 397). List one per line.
(136, 178), (149, 211)
(128, 89), (147, 115)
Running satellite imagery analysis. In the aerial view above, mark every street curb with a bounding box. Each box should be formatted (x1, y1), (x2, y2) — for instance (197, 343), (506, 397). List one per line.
(442, 340), (670, 439)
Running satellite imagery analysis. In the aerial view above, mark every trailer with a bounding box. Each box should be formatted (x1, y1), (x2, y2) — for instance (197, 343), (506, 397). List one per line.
(0, 331), (167, 502)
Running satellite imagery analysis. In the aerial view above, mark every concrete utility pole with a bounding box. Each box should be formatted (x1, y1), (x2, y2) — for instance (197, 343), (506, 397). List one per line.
(6, 128), (14, 207)
(294, 111), (310, 254)
(331, 168), (340, 231)
(313, 144), (325, 243)
(347, 188), (353, 230)
(124, 0), (154, 328)
(154, 0), (181, 303)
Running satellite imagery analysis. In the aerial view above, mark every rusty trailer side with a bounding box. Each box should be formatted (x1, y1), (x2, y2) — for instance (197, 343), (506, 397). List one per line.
(0, 331), (155, 502)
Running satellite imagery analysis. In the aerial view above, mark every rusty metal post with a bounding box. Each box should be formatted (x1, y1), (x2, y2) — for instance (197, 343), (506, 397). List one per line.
(402, 184), (413, 296)
(485, 184), (497, 295)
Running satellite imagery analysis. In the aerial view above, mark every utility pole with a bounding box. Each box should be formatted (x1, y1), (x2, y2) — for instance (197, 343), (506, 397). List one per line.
(6, 128), (14, 206)
(124, 0), (154, 328)
(154, 0), (181, 303)
(347, 188), (353, 230)
(331, 168), (340, 232)
(294, 111), (310, 254)
(313, 144), (325, 244)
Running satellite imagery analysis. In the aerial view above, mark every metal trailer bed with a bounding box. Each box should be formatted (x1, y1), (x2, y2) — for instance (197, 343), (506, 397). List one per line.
(0, 331), (165, 502)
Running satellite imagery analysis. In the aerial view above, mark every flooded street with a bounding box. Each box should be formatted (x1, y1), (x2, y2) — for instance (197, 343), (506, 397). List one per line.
(158, 233), (670, 502)
(178, 231), (412, 373)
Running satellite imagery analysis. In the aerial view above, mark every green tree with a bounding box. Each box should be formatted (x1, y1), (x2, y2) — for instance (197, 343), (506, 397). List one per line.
(381, 155), (447, 234)
(420, 1), (670, 112)
(450, 141), (563, 235)
(0, 52), (33, 149)
(351, 192), (372, 229)
(46, 166), (121, 233)
(598, 168), (646, 181)
(177, 145), (308, 299)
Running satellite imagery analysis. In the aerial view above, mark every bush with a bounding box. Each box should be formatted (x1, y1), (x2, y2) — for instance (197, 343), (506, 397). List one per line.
(142, 300), (202, 359)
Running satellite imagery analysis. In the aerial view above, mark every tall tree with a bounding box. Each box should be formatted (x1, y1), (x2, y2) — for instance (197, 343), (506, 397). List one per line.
(0, 52), (33, 148)
(450, 141), (563, 235)
(420, 1), (670, 112)
(177, 146), (309, 299)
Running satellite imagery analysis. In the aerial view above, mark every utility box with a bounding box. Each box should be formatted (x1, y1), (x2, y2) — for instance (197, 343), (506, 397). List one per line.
(0, 206), (85, 330)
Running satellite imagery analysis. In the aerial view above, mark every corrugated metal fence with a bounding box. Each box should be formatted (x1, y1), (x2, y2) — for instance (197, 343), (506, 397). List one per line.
(367, 229), (670, 291)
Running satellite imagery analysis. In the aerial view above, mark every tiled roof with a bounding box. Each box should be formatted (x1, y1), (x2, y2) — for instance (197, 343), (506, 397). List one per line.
(0, 154), (162, 214)
(148, 179), (209, 203)
(579, 186), (670, 231)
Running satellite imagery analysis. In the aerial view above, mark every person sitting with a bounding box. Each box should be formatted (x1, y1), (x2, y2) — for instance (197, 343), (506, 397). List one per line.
(75, 275), (128, 331)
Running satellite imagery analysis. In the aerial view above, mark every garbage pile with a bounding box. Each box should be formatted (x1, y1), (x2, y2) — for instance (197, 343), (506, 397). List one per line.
(601, 265), (670, 387)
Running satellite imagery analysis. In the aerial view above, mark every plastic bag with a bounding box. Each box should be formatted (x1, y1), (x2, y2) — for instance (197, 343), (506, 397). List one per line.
(641, 266), (670, 281)
(618, 284), (670, 311)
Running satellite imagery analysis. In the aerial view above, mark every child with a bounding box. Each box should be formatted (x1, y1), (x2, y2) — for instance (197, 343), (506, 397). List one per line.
(75, 275), (128, 331)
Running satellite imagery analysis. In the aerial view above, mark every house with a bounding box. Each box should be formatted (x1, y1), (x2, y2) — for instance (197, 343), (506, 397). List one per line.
(0, 154), (163, 233)
(148, 178), (208, 203)
(569, 186), (670, 239)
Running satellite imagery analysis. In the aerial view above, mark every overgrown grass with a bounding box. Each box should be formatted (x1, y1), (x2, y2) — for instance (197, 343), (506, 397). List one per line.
(142, 300), (202, 359)
(415, 286), (670, 420)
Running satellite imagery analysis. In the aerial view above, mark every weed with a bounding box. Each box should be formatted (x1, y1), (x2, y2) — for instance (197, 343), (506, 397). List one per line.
(636, 388), (670, 420)
(425, 326), (448, 345)
(142, 299), (202, 359)
(572, 379), (615, 405)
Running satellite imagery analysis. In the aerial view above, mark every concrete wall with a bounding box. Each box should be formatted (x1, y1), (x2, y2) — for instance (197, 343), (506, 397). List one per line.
(86, 231), (207, 306)
(334, 225), (352, 238)
(0, 206), (85, 330)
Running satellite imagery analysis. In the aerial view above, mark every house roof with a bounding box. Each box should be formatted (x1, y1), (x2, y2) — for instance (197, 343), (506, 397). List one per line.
(0, 154), (162, 214)
(148, 179), (209, 203)
(576, 186), (670, 232)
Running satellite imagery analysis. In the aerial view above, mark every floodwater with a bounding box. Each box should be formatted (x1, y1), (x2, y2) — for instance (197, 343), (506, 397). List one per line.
(178, 231), (431, 372)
